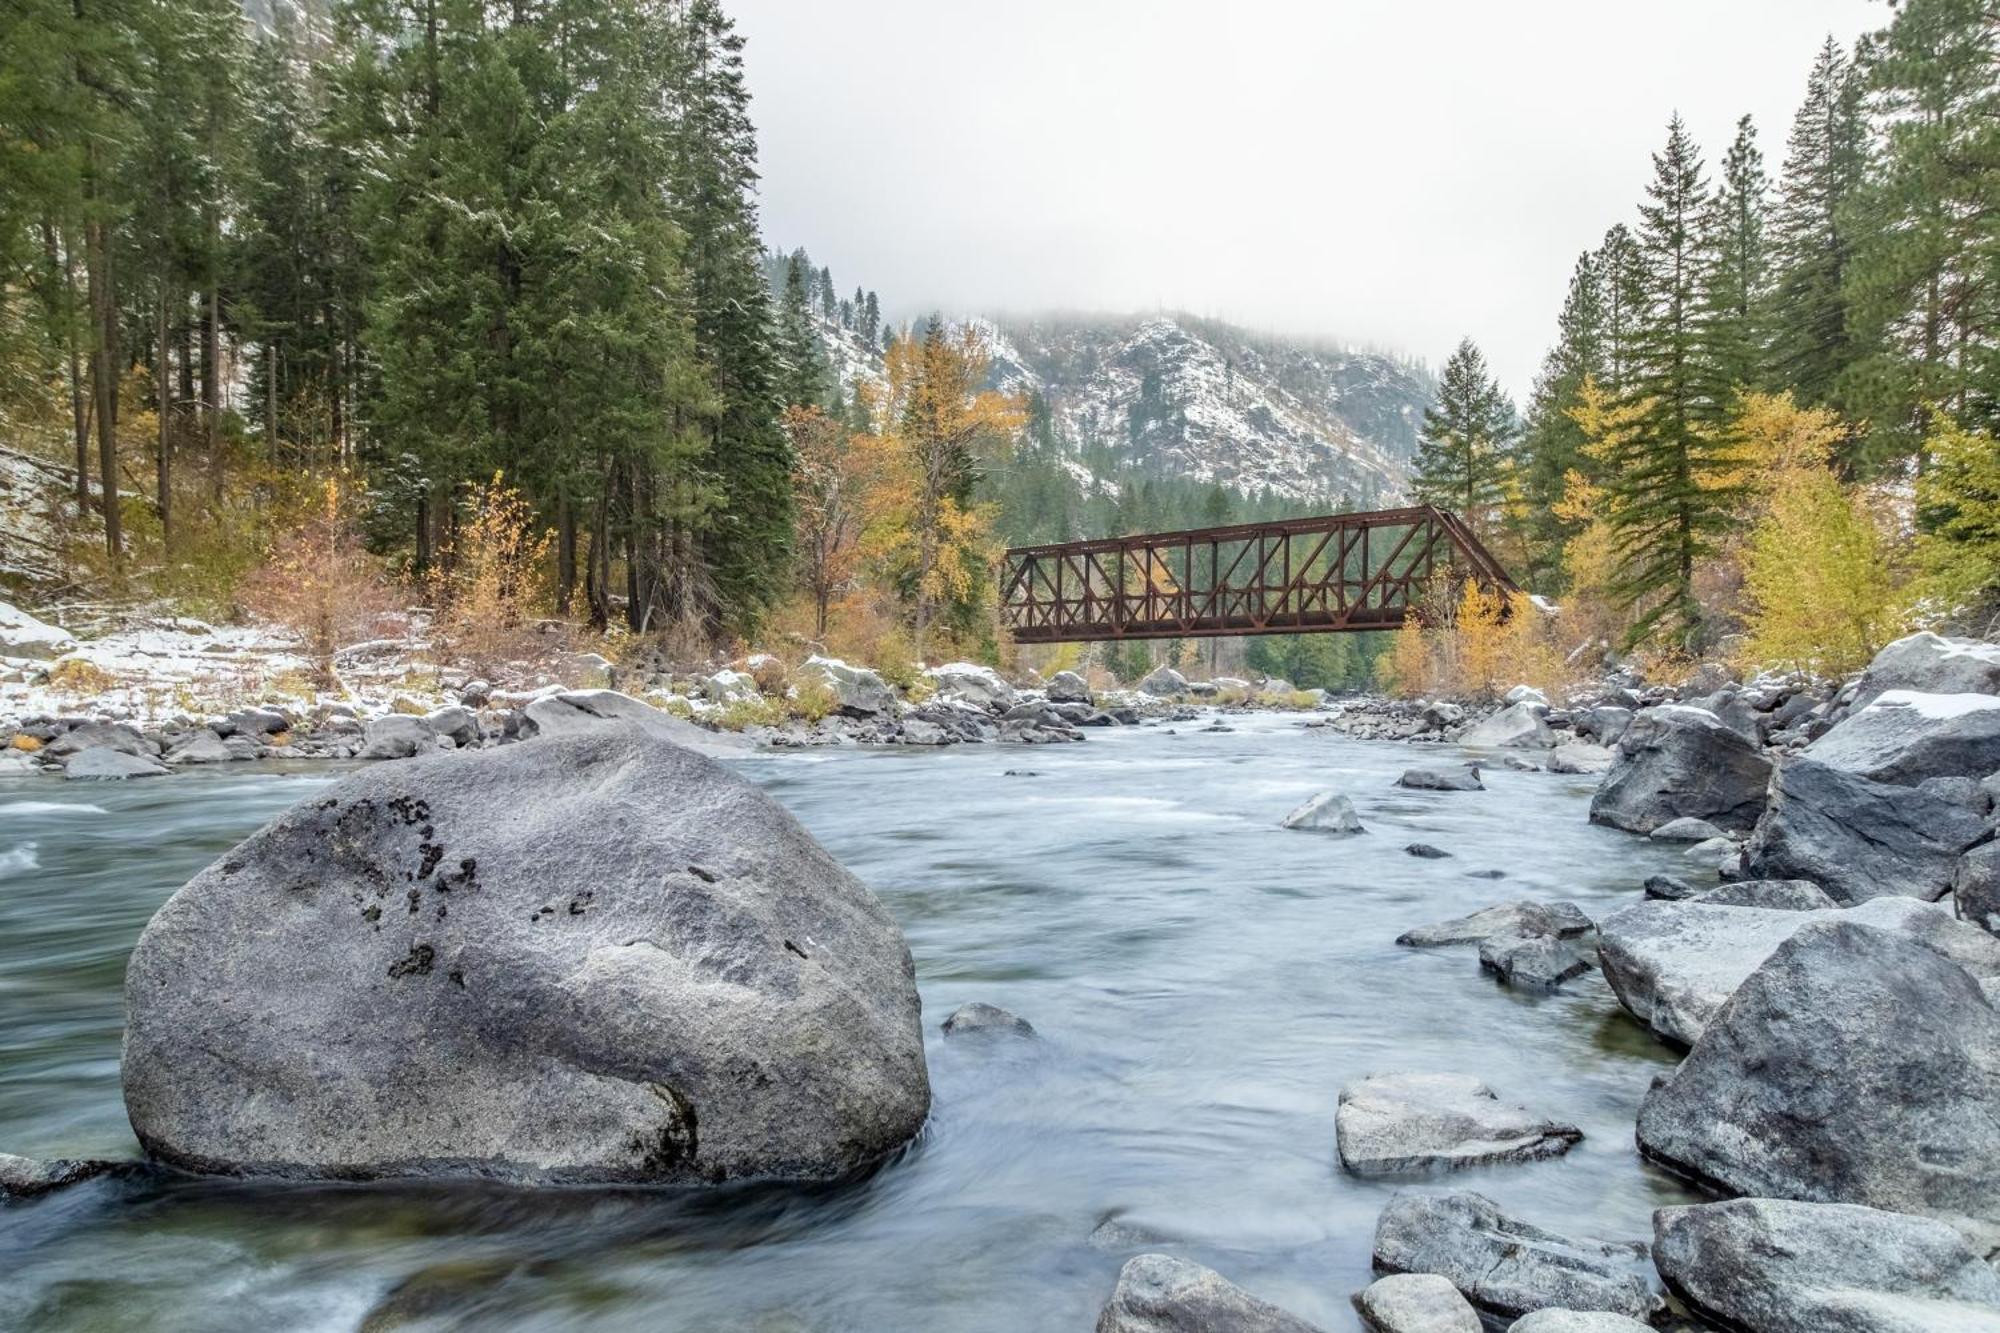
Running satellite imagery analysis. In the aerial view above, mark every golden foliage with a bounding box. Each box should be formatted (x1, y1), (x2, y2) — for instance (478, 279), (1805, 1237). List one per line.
(1377, 579), (1572, 700)
(44, 657), (117, 694)
(238, 475), (395, 686)
(1740, 458), (1902, 676)
(1917, 418), (2000, 624)
(426, 473), (558, 676)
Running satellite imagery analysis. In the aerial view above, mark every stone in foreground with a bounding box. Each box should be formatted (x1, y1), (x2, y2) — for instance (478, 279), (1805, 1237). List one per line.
(1282, 791), (1365, 835)
(1352, 1273), (1479, 1333)
(1336, 1073), (1581, 1176)
(1095, 1254), (1322, 1333)
(1636, 922), (2000, 1252)
(1396, 900), (1592, 948)
(1743, 756), (1986, 904)
(1397, 766), (1483, 792)
(1479, 932), (1595, 988)
(121, 731), (930, 1185)
(0, 1152), (132, 1200)
(1652, 1198), (2000, 1333)
(1589, 705), (1772, 834)
(1371, 1192), (1663, 1324)
(940, 1002), (1035, 1038)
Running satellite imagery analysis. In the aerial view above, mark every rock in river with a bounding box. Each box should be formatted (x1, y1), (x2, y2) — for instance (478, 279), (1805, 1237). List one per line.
(0, 1152), (131, 1200)
(1095, 1254), (1322, 1333)
(1589, 705), (1772, 834)
(120, 730), (931, 1185)
(1397, 766), (1483, 792)
(1742, 756), (1987, 903)
(1352, 1273), (1479, 1333)
(1636, 921), (2000, 1251)
(1371, 1192), (1664, 1325)
(1396, 900), (1593, 948)
(1336, 1073), (1581, 1176)
(1652, 1198), (2000, 1333)
(1458, 701), (1555, 749)
(357, 713), (434, 760)
(1479, 932), (1596, 989)
(1282, 791), (1364, 835)
(940, 1002), (1035, 1038)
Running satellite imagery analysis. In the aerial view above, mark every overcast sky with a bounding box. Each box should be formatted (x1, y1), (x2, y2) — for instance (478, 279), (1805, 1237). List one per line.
(729, 0), (1882, 399)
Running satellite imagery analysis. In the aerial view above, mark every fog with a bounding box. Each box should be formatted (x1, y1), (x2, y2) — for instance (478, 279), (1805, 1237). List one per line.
(730, 0), (1880, 398)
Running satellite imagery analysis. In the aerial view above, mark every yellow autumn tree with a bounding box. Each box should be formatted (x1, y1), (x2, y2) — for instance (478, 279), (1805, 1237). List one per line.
(239, 474), (393, 687)
(427, 472), (557, 673)
(1916, 418), (2000, 625)
(1741, 463), (1901, 676)
(1557, 378), (1648, 649)
(864, 321), (1026, 656)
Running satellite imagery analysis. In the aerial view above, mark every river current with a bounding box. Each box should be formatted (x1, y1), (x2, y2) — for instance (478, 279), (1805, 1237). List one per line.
(0, 712), (1702, 1331)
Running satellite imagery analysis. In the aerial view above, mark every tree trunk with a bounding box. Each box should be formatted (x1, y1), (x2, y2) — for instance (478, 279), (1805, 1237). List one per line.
(48, 219), (91, 513)
(204, 253), (221, 501)
(85, 149), (120, 564)
(156, 284), (173, 547)
(415, 490), (431, 575)
(556, 482), (576, 615)
(266, 341), (279, 464)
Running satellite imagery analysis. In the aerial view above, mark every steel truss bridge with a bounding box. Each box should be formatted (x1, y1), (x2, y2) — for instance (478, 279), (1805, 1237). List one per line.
(1000, 505), (1519, 643)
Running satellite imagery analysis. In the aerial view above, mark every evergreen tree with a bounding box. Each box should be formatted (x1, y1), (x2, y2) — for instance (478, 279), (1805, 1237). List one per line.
(1702, 114), (1772, 395)
(1518, 251), (1605, 583)
(1412, 336), (1513, 527)
(778, 248), (827, 407)
(1595, 224), (1644, 393)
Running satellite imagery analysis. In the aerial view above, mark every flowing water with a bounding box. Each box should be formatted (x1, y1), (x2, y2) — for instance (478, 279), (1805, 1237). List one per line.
(0, 714), (1704, 1331)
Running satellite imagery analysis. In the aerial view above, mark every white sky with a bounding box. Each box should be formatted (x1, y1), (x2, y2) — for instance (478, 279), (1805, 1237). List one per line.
(730, 0), (1882, 400)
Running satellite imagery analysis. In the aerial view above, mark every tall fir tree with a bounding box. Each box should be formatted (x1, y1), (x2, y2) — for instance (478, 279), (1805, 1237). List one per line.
(1518, 251), (1606, 583)
(1702, 114), (1772, 395)
(1411, 336), (1513, 528)
(1595, 224), (1644, 394)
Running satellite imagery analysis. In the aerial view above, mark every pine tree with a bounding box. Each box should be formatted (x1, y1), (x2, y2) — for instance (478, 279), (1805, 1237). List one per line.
(1518, 252), (1605, 583)
(778, 249), (827, 407)
(1411, 336), (1513, 529)
(861, 289), (880, 346)
(1702, 114), (1771, 395)
(1768, 38), (1871, 446)
(1595, 224), (1644, 393)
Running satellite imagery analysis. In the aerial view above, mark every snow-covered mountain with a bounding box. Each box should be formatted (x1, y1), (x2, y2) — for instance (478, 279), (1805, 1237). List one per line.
(810, 302), (1433, 507)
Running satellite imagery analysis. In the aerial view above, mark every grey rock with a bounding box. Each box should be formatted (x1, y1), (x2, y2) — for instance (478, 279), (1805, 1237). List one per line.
(1925, 775), (1994, 810)
(1649, 816), (1724, 842)
(926, 662), (1016, 711)
(1642, 874), (1699, 900)
(1480, 933), (1596, 988)
(1095, 1254), (1322, 1333)
(1636, 921), (2000, 1251)
(64, 748), (166, 779)
(1405, 843), (1452, 859)
(1282, 791), (1364, 835)
(1506, 1315), (1653, 1333)
(46, 721), (149, 758)
(165, 730), (231, 765)
(0, 601), (78, 658)
(800, 656), (897, 716)
(357, 713), (435, 761)
(1136, 666), (1188, 697)
(940, 1002), (1034, 1038)
(1652, 1198), (2000, 1333)
(1353, 1273), (1480, 1333)
(424, 706), (481, 749)
(1397, 900), (1593, 948)
(1743, 757), (1988, 903)
(1805, 690), (2000, 785)
(0, 1152), (131, 1199)
(1547, 742), (1615, 775)
(220, 707), (291, 738)
(1575, 705), (1634, 746)
(519, 690), (748, 757)
(1854, 632), (2000, 708)
(1459, 702), (1555, 749)
(1336, 1073), (1581, 1176)
(459, 679), (492, 707)
(220, 734), (260, 761)
(1590, 706), (1773, 834)
(1371, 1192), (1664, 1324)
(1958, 842), (2000, 935)
(121, 731), (930, 1185)
(1686, 878), (1838, 910)
(1599, 896), (2000, 1046)
(1045, 670), (1092, 705)
(1398, 766), (1484, 792)
(1420, 701), (1466, 733)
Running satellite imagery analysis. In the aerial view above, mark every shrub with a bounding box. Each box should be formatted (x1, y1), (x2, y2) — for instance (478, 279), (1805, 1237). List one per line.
(786, 676), (839, 723)
(239, 476), (396, 688)
(44, 657), (117, 694)
(426, 473), (558, 677)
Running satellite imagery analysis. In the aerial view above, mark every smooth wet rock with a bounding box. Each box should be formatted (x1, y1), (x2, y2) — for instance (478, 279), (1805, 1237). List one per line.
(1336, 1073), (1581, 1176)
(1371, 1192), (1663, 1324)
(1598, 896), (2000, 1046)
(1480, 933), (1596, 988)
(1136, 666), (1188, 697)
(1282, 791), (1364, 835)
(1642, 874), (1699, 900)
(1505, 1314), (1652, 1333)
(1590, 705), (1772, 834)
(1405, 843), (1451, 859)
(1649, 816), (1723, 843)
(1045, 670), (1092, 705)
(1398, 766), (1483, 792)
(940, 1002), (1035, 1038)
(1547, 742), (1614, 775)
(1636, 921), (2000, 1250)
(1743, 757), (1988, 903)
(1805, 690), (2000, 785)
(64, 748), (167, 780)
(1352, 1273), (1479, 1333)
(357, 713), (434, 761)
(121, 731), (930, 1185)
(1652, 1198), (2000, 1333)
(1685, 878), (1837, 910)
(1459, 701), (1555, 749)
(0, 1152), (130, 1199)
(1854, 632), (2000, 708)
(1397, 900), (1592, 948)
(1095, 1253), (1322, 1333)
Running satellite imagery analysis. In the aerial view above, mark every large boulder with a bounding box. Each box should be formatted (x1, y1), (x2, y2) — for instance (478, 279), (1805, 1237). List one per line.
(46, 721), (150, 758)
(1598, 896), (2000, 1046)
(1397, 766), (1483, 792)
(1959, 842), (2000, 935)
(64, 748), (166, 780)
(0, 600), (78, 659)
(1136, 665), (1188, 697)
(1652, 1198), (2000, 1333)
(1045, 670), (1092, 705)
(1547, 742), (1615, 775)
(1589, 706), (1773, 834)
(1854, 631), (2000, 708)
(1804, 690), (2000, 785)
(356, 713), (435, 760)
(1352, 1274), (1480, 1333)
(1636, 921), (2000, 1251)
(121, 731), (931, 1185)
(799, 656), (897, 717)
(924, 662), (1016, 711)
(520, 690), (747, 757)
(1742, 757), (1988, 903)
(1095, 1254), (1321, 1333)
(1281, 791), (1364, 835)
(1371, 1192), (1664, 1325)
(1336, 1073), (1581, 1176)
(1459, 702), (1555, 749)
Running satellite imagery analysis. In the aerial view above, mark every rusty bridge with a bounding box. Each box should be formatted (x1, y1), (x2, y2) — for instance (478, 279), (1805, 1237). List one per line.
(1000, 505), (1518, 643)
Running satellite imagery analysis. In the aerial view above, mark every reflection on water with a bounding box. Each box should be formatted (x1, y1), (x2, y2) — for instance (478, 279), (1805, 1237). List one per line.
(0, 717), (1702, 1331)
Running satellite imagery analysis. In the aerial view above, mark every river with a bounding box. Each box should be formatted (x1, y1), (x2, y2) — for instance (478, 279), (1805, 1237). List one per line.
(0, 712), (1703, 1331)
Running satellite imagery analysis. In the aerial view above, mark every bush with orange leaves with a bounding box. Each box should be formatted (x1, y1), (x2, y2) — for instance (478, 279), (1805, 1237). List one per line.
(1377, 576), (1572, 701)
(425, 473), (560, 678)
(239, 476), (397, 687)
